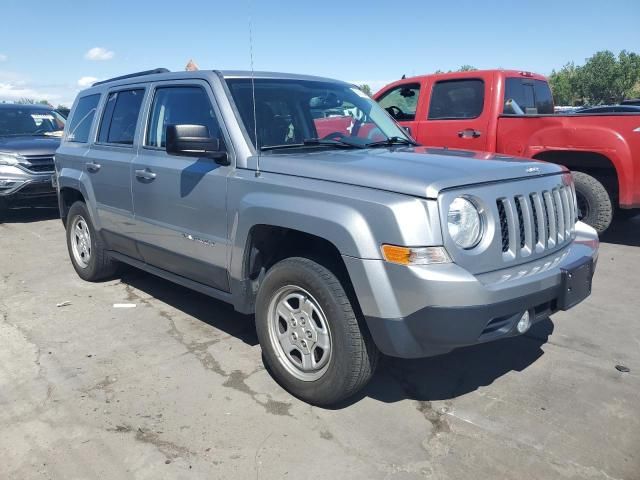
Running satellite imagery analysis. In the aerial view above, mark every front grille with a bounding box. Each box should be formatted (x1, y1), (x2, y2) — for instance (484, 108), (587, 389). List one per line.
(20, 155), (55, 174)
(496, 183), (575, 261)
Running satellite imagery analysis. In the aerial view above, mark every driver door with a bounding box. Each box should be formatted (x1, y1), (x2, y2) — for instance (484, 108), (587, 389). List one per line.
(376, 82), (422, 140)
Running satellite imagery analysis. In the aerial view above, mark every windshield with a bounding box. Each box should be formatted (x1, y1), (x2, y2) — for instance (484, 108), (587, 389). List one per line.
(225, 78), (411, 151)
(0, 106), (66, 137)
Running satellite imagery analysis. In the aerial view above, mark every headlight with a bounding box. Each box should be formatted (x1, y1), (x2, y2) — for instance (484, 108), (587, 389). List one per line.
(447, 197), (482, 249)
(0, 152), (22, 166)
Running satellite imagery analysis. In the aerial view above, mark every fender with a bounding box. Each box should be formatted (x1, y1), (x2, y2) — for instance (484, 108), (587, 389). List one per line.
(57, 167), (101, 229)
(228, 191), (382, 281)
(503, 120), (637, 207)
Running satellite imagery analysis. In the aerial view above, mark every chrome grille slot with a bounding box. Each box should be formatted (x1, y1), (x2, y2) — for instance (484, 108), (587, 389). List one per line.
(497, 183), (574, 262)
(20, 155), (55, 174)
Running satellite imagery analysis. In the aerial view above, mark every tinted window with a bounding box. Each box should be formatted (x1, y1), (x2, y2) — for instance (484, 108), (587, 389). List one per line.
(377, 83), (421, 121)
(428, 79), (484, 120)
(146, 87), (220, 148)
(98, 89), (144, 145)
(504, 78), (553, 114)
(67, 94), (100, 143)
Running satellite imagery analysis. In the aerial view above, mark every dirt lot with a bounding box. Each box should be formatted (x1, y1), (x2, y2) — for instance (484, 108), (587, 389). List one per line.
(1, 208), (639, 480)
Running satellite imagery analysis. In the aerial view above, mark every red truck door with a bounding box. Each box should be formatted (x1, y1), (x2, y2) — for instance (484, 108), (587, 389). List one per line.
(419, 76), (491, 150)
(376, 82), (423, 139)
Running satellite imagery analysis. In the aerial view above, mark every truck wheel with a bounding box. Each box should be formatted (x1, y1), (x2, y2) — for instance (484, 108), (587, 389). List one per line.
(572, 171), (612, 234)
(66, 201), (117, 281)
(255, 257), (379, 406)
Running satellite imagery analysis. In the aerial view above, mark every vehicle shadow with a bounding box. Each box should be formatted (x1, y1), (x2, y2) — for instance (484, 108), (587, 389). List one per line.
(119, 269), (259, 347)
(119, 267), (553, 406)
(600, 214), (640, 247)
(335, 318), (554, 408)
(0, 206), (59, 224)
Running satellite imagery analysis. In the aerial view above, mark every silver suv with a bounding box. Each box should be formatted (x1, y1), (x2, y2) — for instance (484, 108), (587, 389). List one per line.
(55, 69), (599, 405)
(0, 104), (65, 212)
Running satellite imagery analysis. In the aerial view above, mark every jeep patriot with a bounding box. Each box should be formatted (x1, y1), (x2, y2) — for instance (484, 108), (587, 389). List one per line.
(55, 69), (599, 405)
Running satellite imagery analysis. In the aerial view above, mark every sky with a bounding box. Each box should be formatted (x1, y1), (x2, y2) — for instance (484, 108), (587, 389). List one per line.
(1, 0), (639, 106)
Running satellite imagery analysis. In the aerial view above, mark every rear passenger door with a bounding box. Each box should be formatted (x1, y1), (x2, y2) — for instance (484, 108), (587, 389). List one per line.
(131, 82), (232, 292)
(87, 87), (145, 256)
(422, 78), (490, 151)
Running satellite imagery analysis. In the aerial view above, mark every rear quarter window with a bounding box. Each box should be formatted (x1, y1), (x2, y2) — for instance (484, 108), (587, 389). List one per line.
(66, 94), (101, 143)
(504, 78), (553, 115)
(428, 79), (485, 120)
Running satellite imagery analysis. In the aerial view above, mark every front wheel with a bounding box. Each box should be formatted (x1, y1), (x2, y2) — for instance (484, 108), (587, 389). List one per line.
(572, 171), (613, 234)
(66, 201), (117, 281)
(255, 257), (378, 406)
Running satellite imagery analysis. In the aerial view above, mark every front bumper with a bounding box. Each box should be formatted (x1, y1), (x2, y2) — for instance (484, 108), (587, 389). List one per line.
(344, 222), (599, 358)
(0, 165), (56, 207)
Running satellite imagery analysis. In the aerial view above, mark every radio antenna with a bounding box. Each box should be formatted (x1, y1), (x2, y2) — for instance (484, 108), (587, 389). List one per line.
(248, 0), (260, 177)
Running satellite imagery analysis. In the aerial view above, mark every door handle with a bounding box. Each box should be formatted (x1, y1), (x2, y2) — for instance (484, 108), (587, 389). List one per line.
(135, 168), (157, 181)
(85, 161), (101, 172)
(457, 129), (482, 139)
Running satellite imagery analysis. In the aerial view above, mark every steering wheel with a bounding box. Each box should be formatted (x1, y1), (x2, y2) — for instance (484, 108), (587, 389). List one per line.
(321, 131), (347, 141)
(385, 106), (404, 119)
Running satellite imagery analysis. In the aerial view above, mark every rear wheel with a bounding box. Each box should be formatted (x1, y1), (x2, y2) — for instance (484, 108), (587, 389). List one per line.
(255, 257), (378, 406)
(66, 201), (117, 281)
(572, 171), (613, 234)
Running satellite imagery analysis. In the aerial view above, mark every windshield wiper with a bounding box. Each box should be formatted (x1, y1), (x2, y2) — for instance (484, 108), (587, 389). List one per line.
(260, 138), (365, 151)
(365, 136), (418, 148)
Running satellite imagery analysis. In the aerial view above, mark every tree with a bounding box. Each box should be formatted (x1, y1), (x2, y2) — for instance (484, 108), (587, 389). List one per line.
(579, 50), (621, 104)
(457, 65), (477, 72)
(358, 84), (372, 96)
(548, 62), (582, 105)
(548, 50), (640, 105)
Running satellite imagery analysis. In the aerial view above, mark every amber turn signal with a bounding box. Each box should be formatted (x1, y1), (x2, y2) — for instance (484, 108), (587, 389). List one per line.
(381, 245), (451, 266)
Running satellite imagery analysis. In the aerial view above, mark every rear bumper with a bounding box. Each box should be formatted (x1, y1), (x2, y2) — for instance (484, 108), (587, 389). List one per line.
(345, 222), (599, 358)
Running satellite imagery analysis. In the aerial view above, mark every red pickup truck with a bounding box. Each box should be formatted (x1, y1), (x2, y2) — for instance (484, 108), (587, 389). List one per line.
(374, 70), (640, 233)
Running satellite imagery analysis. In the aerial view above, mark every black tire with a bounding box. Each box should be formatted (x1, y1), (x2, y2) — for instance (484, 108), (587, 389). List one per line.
(572, 171), (613, 234)
(66, 201), (117, 281)
(255, 257), (379, 406)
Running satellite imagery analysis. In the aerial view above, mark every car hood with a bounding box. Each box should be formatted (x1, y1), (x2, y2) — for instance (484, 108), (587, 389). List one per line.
(0, 135), (61, 156)
(256, 146), (565, 198)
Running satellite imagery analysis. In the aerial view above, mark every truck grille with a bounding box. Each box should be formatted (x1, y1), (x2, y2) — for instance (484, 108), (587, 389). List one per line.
(20, 155), (55, 174)
(497, 184), (575, 260)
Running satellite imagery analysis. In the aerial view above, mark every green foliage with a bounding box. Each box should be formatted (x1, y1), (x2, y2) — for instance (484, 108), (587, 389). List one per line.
(358, 84), (373, 96)
(549, 50), (640, 105)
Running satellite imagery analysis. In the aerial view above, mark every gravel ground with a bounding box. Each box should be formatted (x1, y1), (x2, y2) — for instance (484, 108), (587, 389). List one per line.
(1, 208), (638, 480)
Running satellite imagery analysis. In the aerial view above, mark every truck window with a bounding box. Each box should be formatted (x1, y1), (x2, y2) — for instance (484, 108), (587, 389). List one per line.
(428, 79), (484, 120)
(98, 89), (145, 145)
(145, 86), (220, 148)
(66, 94), (100, 143)
(504, 78), (553, 115)
(377, 83), (421, 121)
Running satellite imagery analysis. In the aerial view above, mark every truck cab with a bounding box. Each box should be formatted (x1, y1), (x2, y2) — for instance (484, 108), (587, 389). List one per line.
(375, 70), (640, 233)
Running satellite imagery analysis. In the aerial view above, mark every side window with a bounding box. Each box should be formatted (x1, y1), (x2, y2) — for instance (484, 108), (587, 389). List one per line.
(98, 89), (145, 145)
(146, 86), (220, 148)
(428, 79), (484, 120)
(504, 78), (553, 114)
(377, 83), (421, 121)
(533, 80), (553, 114)
(66, 94), (100, 143)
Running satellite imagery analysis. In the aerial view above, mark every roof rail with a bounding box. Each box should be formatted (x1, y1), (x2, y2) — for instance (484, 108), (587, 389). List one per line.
(92, 68), (170, 87)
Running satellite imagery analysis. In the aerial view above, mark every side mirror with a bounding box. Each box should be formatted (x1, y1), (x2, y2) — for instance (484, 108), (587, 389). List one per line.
(403, 126), (412, 136)
(165, 124), (229, 165)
